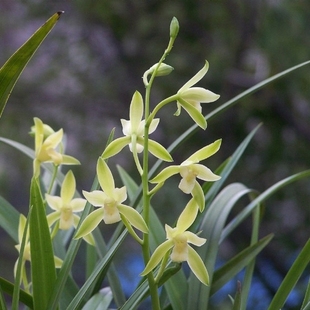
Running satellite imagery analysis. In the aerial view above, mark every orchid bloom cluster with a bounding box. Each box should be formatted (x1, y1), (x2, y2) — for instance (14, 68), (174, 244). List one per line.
(15, 19), (222, 300)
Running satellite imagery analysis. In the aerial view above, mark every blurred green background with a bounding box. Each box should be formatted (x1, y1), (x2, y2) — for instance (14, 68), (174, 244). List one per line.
(1, 0), (310, 308)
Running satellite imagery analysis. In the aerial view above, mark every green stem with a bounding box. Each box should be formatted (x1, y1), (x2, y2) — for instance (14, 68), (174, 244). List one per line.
(140, 33), (177, 310)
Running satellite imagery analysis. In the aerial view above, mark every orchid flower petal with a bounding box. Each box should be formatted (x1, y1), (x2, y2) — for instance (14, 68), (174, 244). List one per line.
(140, 240), (174, 276)
(148, 139), (173, 162)
(130, 91), (144, 132)
(150, 166), (180, 184)
(82, 190), (106, 207)
(118, 204), (148, 233)
(149, 118), (160, 134)
(74, 208), (104, 239)
(73, 215), (95, 245)
(195, 164), (221, 182)
(61, 170), (75, 204)
(191, 181), (205, 212)
(186, 139), (221, 163)
(180, 87), (219, 103)
(177, 98), (207, 129)
(45, 194), (63, 211)
(178, 60), (209, 92)
(70, 198), (87, 212)
(176, 198), (199, 232)
(102, 136), (131, 159)
(183, 231), (206, 246)
(47, 212), (61, 227)
(187, 246), (209, 285)
(97, 158), (115, 195)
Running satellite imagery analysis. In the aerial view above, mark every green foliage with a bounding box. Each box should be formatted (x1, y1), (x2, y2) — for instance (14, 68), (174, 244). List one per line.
(1, 11), (310, 310)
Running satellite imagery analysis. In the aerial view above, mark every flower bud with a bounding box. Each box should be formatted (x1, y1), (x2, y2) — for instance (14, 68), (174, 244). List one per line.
(170, 17), (179, 39)
(149, 63), (174, 77)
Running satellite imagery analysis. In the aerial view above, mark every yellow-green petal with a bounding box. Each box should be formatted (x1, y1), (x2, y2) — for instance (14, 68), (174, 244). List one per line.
(191, 181), (205, 212)
(82, 190), (105, 207)
(61, 170), (75, 203)
(117, 204), (148, 233)
(140, 240), (174, 276)
(61, 154), (81, 165)
(97, 158), (115, 195)
(148, 139), (173, 162)
(74, 208), (104, 239)
(176, 198), (199, 232)
(130, 91), (144, 133)
(177, 98), (207, 129)
(195, 164), (221, 182)
(45, 194), (62, 211)
(73, 215), (95, 246)
(187, 245), (209, 285)
(47, 212), (61, 227)
(180, 87), (219, 103)
(102, 136), (131, 159)
(150, 166), (180, 184)
(178, 60), (209, 92)
(186, 139), (221, 163)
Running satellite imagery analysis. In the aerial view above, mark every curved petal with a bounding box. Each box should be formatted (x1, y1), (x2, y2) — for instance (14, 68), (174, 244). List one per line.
(195, 164), (221, 182)
(180, 87), (220, 103)
(47, 212), (61, 227)
(83, 190), (106, 207)
(130, 91), (144, 132)
(73, 215), (95, 245)
(186, 139), (221, 163)
(177, 98), (207, 129)
(140, 240), (174, 276)
(176, 198), (199, 232)
(61, 170), (75, 203)
(187, 246), (209, 285)
(148, 118), (160, 134)
(118, 204), (148, 233)
(102, 136), (131, 159)
(113, 186), (127, 204)
(34, 117), (44, 151)
(121, 119), (131, 136)
(74, 208), (104, 239)
(148, 139), (173, 162)
(54, 256), (63, 268)
(150, 166), (180, 183)
(97, 158), (115, 195)
(178, 60), (209, 92)
(191, 181), (205, 212)
(183, 231), (206, 246)
(43, 129), (63, 149)
(70, 198), (87, 212)
(179, 176), (195, 194)
(61, 155), (81, 165)
(45, 194), (63, 211)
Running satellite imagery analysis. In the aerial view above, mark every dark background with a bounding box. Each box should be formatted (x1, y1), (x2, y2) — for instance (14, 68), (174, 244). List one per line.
(1, 1), (310, 308)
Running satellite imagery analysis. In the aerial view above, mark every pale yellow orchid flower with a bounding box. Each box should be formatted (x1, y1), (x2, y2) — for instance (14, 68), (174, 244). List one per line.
(141, 199), (209, 285)
(74, 157), (148, 240)
(32, 117), (80, 177)
(175, 61), (220, 129)
(102, 91), (172, 162)
(150, 139), (221, 211)
(45, 170), (94, 245)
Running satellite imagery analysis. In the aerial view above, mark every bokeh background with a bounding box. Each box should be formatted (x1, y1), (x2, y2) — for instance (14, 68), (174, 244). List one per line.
(1, 1), (310, 309)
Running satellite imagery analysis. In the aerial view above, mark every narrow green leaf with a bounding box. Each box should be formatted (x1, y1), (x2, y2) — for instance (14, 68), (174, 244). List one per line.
(268, 238), (310, 310)
(0, 12), (63, 117)
(211, 234), (273, 294)
(301, 278), (310, 309)
(0, 277), (33, 308)
(0, 195), (19, 242)
(0, 282), (7, 310)
(30, 177), (56, 309)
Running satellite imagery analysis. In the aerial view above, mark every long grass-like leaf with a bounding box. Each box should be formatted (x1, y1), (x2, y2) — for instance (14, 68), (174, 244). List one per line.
(0, 196), (19, 242)
(187, 183), (253, 310)
(301, 278), (310, 309)
(211, 234), (273, 295)
(222, 170), (310, 241)
(0, 12), (63, 117)
(268, 238), (310, 310)
(0, 277), (33, 308)
(30, 177), (56, 309)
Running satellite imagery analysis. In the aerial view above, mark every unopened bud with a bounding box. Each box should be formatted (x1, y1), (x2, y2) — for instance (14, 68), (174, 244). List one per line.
(170, 17), (179, 39)
(150, 63), (174, 77)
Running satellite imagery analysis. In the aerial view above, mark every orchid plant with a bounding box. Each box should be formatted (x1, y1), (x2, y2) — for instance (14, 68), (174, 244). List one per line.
(1, 12), (310, 310)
